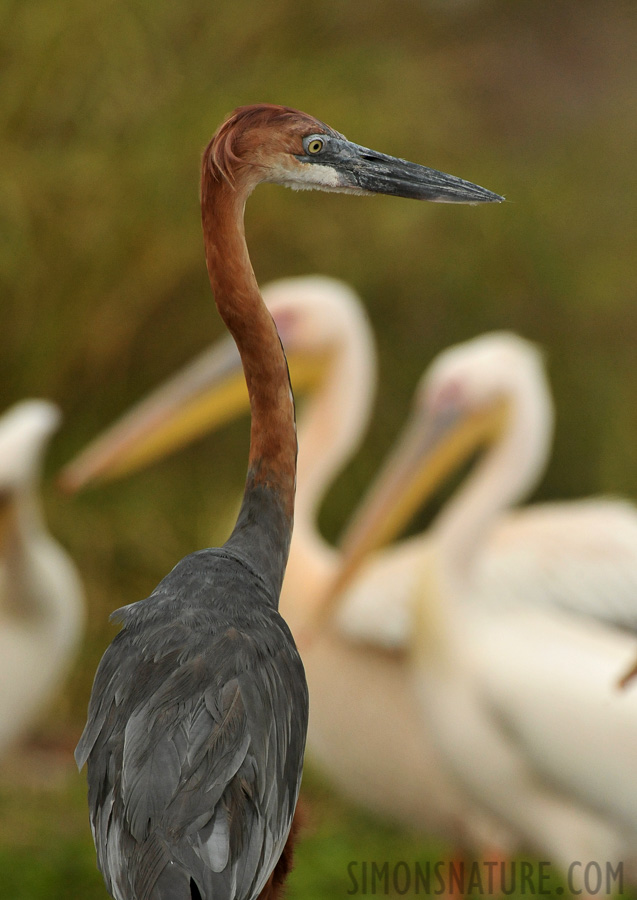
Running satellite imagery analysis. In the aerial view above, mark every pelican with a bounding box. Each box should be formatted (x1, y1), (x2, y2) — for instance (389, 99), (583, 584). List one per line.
(332, 332), (637, 869)
(62, 277), (502, 844)
(74, 104), (502, 900)
(61, 276), (377, 635)
(0, 400), (84, 756)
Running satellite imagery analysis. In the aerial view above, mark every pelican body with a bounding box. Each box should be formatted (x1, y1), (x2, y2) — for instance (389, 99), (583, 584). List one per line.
(334, 332), (637, 869)
(75, 104), (501, 900)
(0, 400), (83, 756)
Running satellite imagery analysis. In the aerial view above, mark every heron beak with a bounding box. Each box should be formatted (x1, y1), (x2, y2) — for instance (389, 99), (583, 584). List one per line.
(347, 142), (503, 203)
(316, 396), (508, 624)
(58, 337), (331, 493)
(299, 137), (503, 204)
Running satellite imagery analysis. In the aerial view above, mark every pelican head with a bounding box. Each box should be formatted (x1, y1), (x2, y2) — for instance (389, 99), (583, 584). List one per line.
(411, 332), (554, 496)
(0, 401), (61, 496)
(0, 402), (59, 546)
(59, 276), (375, 492)
(205, 104), (503, 203)
(322, 333), (554, 617)
(423, 332), (550, 418)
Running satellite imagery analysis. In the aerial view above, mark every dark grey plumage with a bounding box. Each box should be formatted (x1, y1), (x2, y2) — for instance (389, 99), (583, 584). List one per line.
(76, 487), (308, 900)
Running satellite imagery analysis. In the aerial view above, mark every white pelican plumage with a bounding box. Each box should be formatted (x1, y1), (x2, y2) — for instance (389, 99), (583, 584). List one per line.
(332, 332), (637, 869)
(60, 277), (496, 844)
(0, 400), (84, 755)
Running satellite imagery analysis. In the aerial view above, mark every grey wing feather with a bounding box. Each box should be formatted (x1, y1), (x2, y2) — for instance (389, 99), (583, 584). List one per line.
(76, 582), (307, 900)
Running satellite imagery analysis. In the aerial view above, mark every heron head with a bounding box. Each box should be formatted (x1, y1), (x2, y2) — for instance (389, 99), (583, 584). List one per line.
(204, 105), (340, 192)
(204, 104), (503, 203)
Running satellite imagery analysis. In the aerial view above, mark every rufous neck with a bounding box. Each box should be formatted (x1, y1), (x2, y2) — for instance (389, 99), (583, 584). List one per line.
(200, 172), (297, 600)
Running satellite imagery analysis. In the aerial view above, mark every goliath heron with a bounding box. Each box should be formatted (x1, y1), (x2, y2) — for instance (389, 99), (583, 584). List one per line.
(74, 104), (502, 900)
(331, 332), (637, 871)
(63, 277), (495, 841)
(0, 400), (83, 756)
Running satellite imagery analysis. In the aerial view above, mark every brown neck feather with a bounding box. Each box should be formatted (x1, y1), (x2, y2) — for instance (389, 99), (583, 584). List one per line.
(200, 158), (297, 598)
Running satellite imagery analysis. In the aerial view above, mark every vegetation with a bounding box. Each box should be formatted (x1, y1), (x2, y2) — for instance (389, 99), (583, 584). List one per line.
(2, 0), (636, 896)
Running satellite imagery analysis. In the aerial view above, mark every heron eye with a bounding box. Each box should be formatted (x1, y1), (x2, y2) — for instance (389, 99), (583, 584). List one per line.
(307, 138), (324, 155)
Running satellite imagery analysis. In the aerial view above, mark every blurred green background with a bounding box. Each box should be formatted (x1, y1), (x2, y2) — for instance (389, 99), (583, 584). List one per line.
(1, 0), (636, 896)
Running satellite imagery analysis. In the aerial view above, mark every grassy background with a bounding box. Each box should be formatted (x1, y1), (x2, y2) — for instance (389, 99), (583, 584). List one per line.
(1, 0), (637, 896)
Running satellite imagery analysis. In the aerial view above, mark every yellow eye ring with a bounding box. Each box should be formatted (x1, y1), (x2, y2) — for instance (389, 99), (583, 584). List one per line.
(307, 138), (324, 155)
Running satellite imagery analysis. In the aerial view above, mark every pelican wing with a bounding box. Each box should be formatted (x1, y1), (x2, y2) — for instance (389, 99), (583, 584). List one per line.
(472, 601), (637, 848)
(335, 536), (424, 650)
(482, 498), (637, 628)
(76, 549), (308, 900)
(336, 498), (637, 650)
